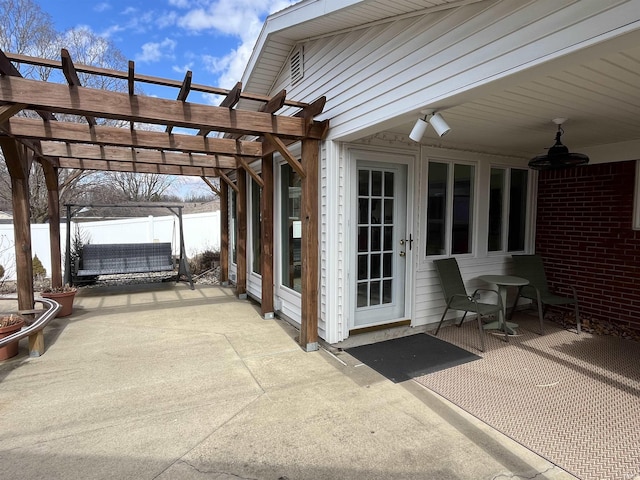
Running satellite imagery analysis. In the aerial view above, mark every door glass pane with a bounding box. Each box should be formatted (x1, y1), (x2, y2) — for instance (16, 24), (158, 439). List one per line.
(358, 198), (369, 224)
(426, 162), (447, 255)
(384, 172), (394, 197)
(451, 164), (474, 255)
(357, 167), (396, 309)
(371, 254), (381, 278)
(358, 170), (369, 196)
(280, 164), (302, 292)
(357, 283), (368, 308)
(357, 255), (368, 280)
(488, 168), (505, 252)
(371, 171), (382, 196)
(508, 169), (528, 251)
(251, 179), (261, 274)
(370, 281), (381, 305)
(382, 279), (392, 304)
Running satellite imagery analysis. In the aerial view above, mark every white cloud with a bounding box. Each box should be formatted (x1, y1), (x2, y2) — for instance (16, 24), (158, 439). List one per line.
(136, 38), (177, 63)
(178, 1), (299, 87)
(94, 2), (111, 13)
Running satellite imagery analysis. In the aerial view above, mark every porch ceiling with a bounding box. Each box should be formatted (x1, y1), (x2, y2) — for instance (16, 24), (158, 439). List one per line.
(386, 30), (640, 162)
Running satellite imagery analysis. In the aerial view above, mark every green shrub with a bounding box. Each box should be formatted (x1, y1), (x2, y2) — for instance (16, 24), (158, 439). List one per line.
(32, 254), (46, 279)
(0, 264), (4, 279)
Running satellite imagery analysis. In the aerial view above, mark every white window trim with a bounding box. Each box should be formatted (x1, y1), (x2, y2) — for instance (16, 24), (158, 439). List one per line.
(423, 158), (477, 260)
(487, 166), (530, 254)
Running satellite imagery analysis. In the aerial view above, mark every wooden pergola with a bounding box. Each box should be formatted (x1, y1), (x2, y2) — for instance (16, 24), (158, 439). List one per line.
(0, 48), (328, 354)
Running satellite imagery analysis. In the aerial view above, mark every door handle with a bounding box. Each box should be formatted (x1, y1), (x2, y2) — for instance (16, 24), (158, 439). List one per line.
(399, 251), (406, 257)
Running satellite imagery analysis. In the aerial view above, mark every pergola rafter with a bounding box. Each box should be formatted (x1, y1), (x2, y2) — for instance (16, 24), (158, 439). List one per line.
(0, 47), (328, 353)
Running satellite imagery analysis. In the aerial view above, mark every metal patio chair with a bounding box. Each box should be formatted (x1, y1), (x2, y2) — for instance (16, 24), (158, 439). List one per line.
(510, 254), (581, 335)
(433, 258), (504, 352)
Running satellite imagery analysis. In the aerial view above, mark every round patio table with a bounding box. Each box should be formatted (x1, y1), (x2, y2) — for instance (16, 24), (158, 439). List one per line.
(477, 275), (529, 335)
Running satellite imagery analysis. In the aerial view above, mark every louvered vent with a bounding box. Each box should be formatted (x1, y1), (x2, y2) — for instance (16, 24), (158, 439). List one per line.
(290, 46), (303, 85)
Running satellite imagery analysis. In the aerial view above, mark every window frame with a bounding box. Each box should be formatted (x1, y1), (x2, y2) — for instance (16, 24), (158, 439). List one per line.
(424, 158), (477, 258)
(487, 166), (530, 254)
(634, 160), (640, 230)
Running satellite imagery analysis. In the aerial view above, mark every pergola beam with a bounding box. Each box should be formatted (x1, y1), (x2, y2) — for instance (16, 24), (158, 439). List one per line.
(2, 117), (263, 156)
(5, 52), (309, 109)
(0, 75), (322, 138)
(200, 176), (221, 196)
(55, 157), (219, 176)
(0, 103), (25, 123)
(61, 49), (97, 126)
(235, 156), (263, 189)
(263, 132), (305, 178)
(40, 142), (236, 169)
(167, 70), (192, 134)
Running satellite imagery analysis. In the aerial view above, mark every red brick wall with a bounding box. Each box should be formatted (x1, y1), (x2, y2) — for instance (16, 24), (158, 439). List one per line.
(535, 160), (640, 333)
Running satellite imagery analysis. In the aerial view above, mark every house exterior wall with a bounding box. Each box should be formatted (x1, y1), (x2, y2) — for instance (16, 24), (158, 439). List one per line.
(535, 160), (640, 333)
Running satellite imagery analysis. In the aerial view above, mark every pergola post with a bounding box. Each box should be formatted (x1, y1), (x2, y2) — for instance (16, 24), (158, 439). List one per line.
(0, 138), (34, 311)
(41, 162), (62, 289)
(300, 139), (319, 351)
(236, 169), (247, 298)
(261, 153), (274, 318)
(219, 183), (229, 285)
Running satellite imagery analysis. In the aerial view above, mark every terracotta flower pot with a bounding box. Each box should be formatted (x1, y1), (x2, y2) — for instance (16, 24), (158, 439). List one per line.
(0, 317), (25, 361)
(41, 290), (77, 317)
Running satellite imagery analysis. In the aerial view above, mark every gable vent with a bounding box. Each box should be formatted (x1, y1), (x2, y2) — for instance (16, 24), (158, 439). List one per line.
(290, 46), (304, 85)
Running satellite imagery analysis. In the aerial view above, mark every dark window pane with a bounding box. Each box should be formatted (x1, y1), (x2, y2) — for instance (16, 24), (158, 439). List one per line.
(384, 172), (394, 197)
(382, 279), (392, 304)
(358, 170), (369, 196)
(426, 162), (447, 256)
(371, 254), (381, 278)
(231, 189), (237, 264)
(371, 170), (382, 196)
(451, 164), (474, 255)
(371, 227), (381, 251)
(383, 253), (392, 277)
(370, 281), (381, 305)
(251, 179), (262, 274)
(358, 227), (369, 252)
(281, 164), (302, 292)
(383, 226), (393, 251)
(358, 198), (369, 225)
(383, 199), (393, 224)
(488, 168), (504, 252)
(357, 283), (368, 308)
(357, 254), (368, 280)
(508, 169), (528, 251)
(371, 199), (381, 224)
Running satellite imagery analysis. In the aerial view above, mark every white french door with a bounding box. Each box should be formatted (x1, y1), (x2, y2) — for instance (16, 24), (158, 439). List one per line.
(352, 160), (409, 328)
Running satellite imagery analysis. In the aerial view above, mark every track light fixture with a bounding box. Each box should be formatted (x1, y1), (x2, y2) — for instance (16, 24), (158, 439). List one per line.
(409, 111), (451, 142)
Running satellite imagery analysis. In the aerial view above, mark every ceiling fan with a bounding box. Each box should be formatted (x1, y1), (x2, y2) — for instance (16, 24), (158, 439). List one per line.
(528, 118), (589, 170)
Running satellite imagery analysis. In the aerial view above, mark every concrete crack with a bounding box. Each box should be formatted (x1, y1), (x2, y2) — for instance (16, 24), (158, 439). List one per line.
(492, 466), (557, 480)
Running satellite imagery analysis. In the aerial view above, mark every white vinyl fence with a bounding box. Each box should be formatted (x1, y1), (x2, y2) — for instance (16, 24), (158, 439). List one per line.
(0, 211), (220, 281)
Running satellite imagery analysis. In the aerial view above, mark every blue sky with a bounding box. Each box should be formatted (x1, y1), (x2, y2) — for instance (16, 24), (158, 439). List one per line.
(40, 0), (299, 102)
(33, 0), (300, 197)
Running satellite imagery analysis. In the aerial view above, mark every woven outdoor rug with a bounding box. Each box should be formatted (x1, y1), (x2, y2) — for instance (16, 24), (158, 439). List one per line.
(413, 314), (640, 480)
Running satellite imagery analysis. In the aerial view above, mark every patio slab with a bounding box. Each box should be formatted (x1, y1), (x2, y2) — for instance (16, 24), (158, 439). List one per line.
(0, 284), (576, 479)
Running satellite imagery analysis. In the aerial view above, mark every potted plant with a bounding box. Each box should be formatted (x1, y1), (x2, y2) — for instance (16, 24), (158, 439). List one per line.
(40, 284), (77, 318)
(0, 314), (25, 360)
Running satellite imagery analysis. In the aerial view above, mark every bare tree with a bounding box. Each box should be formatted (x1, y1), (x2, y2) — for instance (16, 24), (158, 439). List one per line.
(0, 1), (180, 222)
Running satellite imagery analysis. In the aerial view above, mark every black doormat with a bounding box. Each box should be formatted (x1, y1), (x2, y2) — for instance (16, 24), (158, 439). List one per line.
(345, 333), (481, 383)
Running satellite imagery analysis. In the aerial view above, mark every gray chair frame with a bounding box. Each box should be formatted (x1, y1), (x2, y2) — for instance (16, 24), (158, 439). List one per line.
(510, 254), (581, 335)
(433, 258), (504, 352)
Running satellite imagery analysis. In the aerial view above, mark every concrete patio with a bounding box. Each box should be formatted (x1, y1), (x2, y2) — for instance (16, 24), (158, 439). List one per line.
(0, 283), (576, 479)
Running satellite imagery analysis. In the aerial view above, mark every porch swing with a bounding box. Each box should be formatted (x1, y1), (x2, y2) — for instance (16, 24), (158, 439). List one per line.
(63, 203), (194, 289)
